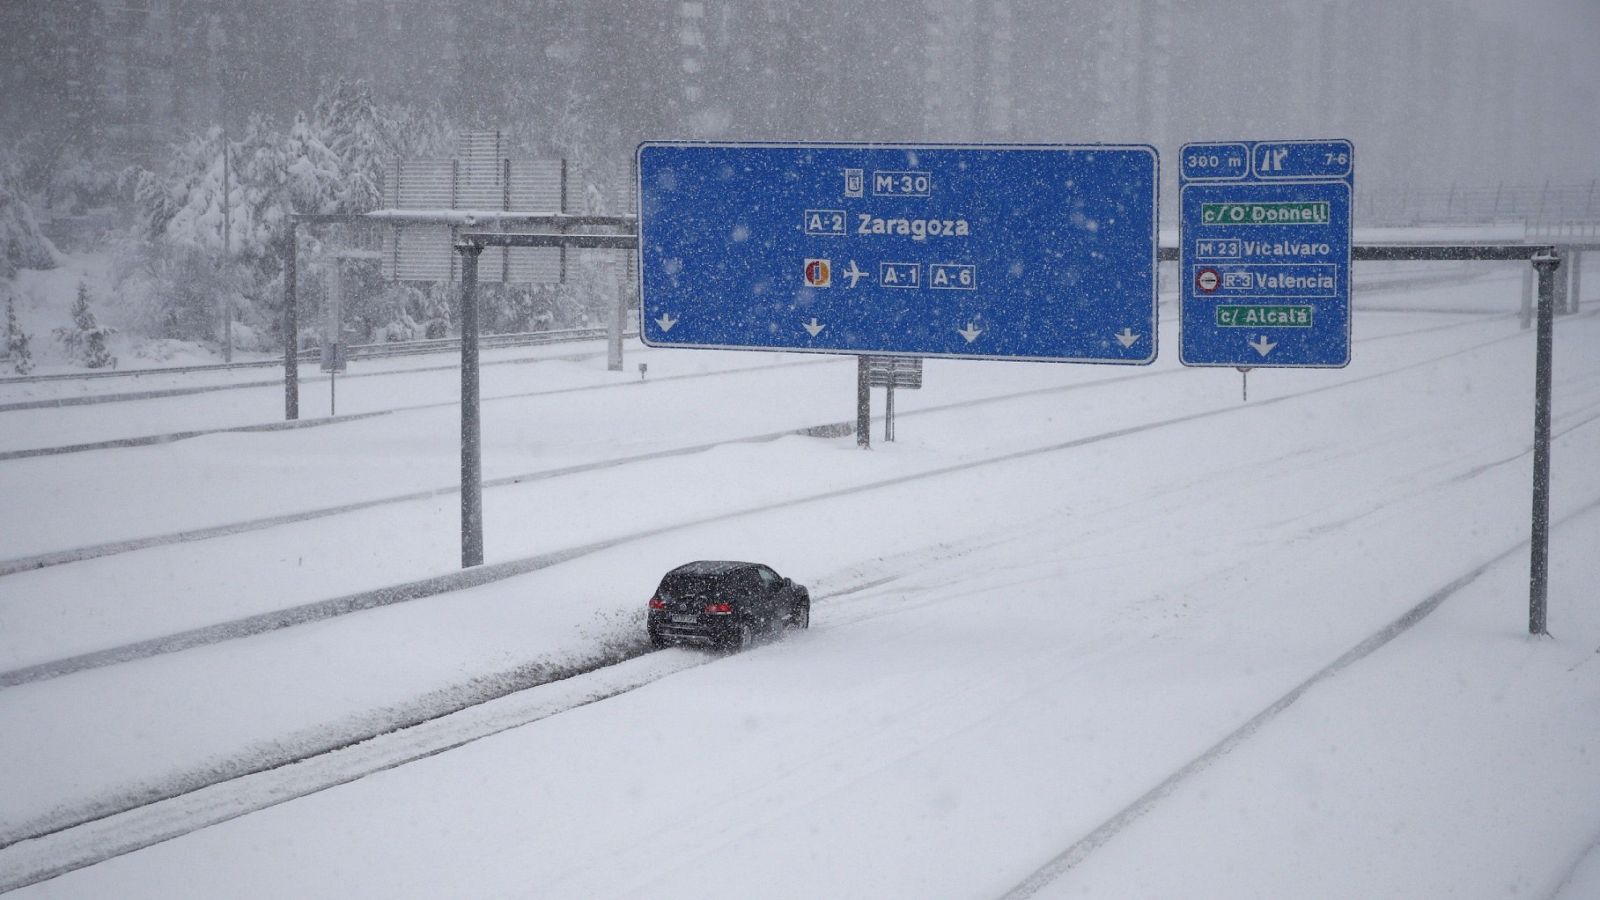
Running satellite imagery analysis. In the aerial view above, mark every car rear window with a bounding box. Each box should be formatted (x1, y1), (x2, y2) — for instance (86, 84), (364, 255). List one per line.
(657, 574), (724, 600)
(657, 571), (755, 600)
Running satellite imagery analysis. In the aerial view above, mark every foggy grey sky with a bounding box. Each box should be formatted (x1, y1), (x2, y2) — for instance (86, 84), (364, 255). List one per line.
(2, 0), (1597, 213)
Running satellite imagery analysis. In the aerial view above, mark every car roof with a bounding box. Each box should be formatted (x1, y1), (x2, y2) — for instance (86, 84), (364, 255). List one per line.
(666, 560), (761, 577)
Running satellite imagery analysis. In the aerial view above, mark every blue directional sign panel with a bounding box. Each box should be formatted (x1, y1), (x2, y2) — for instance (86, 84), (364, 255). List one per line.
(1179, 139), (1353, 367)
(637, 142), (1159, 363)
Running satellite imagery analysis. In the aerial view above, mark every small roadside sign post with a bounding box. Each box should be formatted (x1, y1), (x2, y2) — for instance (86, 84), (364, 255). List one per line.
(1179, 139), (1353, 369)
(320, 259), (347, 415)
(637, 142), (1160, 448)
(865, 356), (923, 441)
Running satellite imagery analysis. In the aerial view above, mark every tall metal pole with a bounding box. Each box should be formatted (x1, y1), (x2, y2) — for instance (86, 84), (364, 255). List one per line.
(283, 221), (299, 421)
(608, 157), (632, 372)
(222, 129), (233, 363)
(458, 241), (485, 568)
(856, 355), (871, 449)
(1529, 249), (1559, 636)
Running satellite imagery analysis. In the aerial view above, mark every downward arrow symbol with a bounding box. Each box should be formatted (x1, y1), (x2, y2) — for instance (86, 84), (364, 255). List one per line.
(958, 322), (983, 343)
(1115, 327), (1139, 348)
(803, 318), (825, 337)
(1248, 334), (1277, 357)
(655, 312), (678, 332)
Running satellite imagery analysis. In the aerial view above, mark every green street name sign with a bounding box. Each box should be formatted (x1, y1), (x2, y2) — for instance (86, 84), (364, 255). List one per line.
(1216, 305), (1314, 327)
(1201, 201), (1330, 226)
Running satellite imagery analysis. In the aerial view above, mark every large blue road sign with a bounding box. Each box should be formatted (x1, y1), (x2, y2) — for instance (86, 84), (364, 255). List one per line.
(1180, 139), (1353, 368)
(637, 142), (1159, 363)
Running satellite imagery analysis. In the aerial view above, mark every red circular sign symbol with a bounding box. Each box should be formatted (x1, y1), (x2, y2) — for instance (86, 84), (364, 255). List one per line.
(1196, 267), (1220, 293)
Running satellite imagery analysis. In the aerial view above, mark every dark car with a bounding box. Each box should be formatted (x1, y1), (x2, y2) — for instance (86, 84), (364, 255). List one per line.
(647, 561), (810, 651)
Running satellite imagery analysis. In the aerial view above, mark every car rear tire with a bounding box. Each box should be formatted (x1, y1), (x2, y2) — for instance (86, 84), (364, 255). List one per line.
(722, 622), (754, 653)
(648, 628), (668, 648)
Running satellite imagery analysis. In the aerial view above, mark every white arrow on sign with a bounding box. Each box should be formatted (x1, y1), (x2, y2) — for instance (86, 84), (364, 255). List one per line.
(1248, 334), (1278, 357)
(958, 322), (983, 343)
(803, 318), (825, 337)
(1115, 327), (1139, 348)
(655, 312), (678, 332)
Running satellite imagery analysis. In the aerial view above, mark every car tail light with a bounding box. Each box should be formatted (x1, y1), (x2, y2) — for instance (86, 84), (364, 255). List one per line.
(648, 596), (665, 610)
(703, 602), (733, 615)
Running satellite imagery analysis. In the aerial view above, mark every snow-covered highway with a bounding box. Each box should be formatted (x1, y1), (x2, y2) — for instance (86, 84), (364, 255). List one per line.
(2, 269), (1599, 897)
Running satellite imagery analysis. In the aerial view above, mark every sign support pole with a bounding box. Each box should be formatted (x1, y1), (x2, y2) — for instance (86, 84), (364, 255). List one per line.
(1553, 251), (1569, 316)
(1529, 249), (1559, 636)
(283, 222), (298, 421)
(458, 241), (486, 568)
(856, 355), (871, 449)
(1521, 265), (1534, 330)
(1569, 250), (1582, 314)
(885, 379), (896, 442)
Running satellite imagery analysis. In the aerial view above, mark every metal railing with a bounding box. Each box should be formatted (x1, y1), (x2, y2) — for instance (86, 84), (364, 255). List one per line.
(0, 326), (630, 386)
(1354, 180), (1600, 228)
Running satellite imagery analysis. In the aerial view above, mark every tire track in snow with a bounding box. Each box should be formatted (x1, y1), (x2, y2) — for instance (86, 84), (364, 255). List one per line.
(0, 284), (1506, 462)
(0, 362), (1169, 578)
(0, 310), (1517, 577)
(9, 487), (1600, 895)
(0, 342), (618, 414)
(0, 610), (832, 887)
(997, 492), (1600, 900)
(2, 321), (1592, 885)
(0, 356), (837, 462)
(0, 322), (1560, 690)
(0, 644), (705, 889)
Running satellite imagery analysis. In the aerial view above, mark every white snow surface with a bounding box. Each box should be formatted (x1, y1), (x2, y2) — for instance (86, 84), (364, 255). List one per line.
(1, 269), (1598, 898)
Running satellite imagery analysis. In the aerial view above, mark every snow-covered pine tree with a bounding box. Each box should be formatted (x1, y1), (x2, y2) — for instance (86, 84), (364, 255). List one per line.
(54, 280), (116, 368)
(4, 294), (34, 374)
(314, 78), (385, 212)
(0, 158), (60, 280)
(279, 112), (346, 217)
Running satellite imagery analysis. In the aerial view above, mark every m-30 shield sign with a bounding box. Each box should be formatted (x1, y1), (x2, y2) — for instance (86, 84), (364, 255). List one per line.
(1179, 139), (1353, 368)
(636, 142), (1159, 363)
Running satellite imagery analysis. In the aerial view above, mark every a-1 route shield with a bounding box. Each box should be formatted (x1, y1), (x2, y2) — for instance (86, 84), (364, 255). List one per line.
(1179, 139), (1353, 368)
(637, 142), (1159, 364)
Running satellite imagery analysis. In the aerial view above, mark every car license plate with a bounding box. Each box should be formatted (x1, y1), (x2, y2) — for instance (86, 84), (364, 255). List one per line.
(671, 614), (697, 624)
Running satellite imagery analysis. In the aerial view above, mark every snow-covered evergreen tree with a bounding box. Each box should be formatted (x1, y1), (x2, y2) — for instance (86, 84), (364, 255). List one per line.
(54, 280), (116, 368)
(4, 294), (34, 374)
(277, 112), (346, 218)
(315, 78), (385, 212)
(134, 110), (354, 263)
(126, 109), (356, 346)
(0, 159), (59, 280)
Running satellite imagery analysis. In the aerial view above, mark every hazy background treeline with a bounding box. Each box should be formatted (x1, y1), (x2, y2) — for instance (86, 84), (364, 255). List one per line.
(1, 0), (1597, 361)
(6, 0), (1596, 202)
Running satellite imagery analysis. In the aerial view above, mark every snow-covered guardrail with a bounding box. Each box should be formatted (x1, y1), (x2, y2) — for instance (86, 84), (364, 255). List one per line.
(0, 326), (634, 386)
